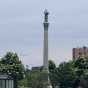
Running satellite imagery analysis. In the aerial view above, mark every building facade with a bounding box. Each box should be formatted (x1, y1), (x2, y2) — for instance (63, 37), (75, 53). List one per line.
(0, 74), (14, 88)
(73, 46), (88, 60)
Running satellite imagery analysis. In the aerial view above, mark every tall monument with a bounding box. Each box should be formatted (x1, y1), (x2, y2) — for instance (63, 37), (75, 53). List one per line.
(43, 10), (52, 88)
(43, 9), (49, 71)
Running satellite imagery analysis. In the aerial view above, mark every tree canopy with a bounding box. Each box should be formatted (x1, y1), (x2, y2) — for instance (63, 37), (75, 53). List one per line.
(1, 52), (88, 88)
(0, 52), (25, 80)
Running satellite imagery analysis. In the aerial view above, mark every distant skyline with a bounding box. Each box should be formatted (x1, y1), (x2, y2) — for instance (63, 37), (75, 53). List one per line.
(0, 0), (88, 67)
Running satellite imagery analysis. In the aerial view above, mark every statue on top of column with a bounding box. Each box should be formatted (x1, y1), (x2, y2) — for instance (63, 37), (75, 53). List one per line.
(44, 9), (49, 22)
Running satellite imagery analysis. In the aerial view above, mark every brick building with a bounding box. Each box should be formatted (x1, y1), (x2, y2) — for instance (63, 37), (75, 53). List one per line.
(73, 46), (88, 60)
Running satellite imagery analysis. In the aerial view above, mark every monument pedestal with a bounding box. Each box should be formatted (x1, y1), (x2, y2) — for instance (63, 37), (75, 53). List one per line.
(43, 84), (52, 88)
(47, 85), (52, 88)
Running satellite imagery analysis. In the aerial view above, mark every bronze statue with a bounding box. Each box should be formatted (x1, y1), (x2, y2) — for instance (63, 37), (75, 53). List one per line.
(44, 9), (49, 22)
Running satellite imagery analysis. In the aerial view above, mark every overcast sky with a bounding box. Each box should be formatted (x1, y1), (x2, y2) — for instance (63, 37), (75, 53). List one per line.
(0, 0), (88, 67)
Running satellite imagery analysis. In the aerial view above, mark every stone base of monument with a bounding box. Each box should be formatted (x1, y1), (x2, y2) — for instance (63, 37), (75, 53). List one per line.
(47, 85), (52, 88)
(44, 83), (52, 88)
(43, 83), (52, 88)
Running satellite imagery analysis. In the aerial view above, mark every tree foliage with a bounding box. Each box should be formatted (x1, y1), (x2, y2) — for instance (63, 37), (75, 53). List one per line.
(49, 57), (88, 88)
(27, 70), (48, 88)
(1, 52), (88, 88)
(0, 52), (25, 80)
(49, 60), (58, 88)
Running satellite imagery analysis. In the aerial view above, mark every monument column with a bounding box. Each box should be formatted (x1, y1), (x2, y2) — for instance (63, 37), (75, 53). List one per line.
(43, 10), (52, 88)
(43, 9), (49, 71)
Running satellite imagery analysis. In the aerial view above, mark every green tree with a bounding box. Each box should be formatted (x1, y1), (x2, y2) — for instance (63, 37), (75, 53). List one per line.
(74, 57), (88, 88)
(74, 57), (88, 77)
(56, 61), (76, 88)
(27, 70), (48, 88)
(49, 60), (58, 88)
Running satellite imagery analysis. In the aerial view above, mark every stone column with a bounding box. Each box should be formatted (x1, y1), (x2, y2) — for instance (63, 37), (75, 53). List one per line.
(43, 10), (52, 88)
(43, 9), (49, 71)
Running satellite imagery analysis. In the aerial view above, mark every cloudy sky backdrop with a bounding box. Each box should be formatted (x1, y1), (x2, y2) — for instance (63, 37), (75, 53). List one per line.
(0, 0), (88, 67)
